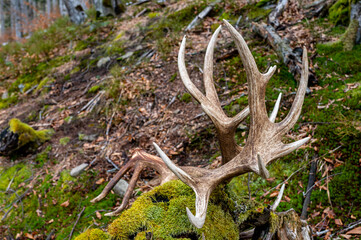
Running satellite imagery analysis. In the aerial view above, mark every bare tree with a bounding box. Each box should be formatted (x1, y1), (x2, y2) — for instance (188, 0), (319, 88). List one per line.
(0, 0), (5, 38)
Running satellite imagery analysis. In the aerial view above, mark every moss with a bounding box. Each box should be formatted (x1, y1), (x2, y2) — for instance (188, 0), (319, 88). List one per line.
(59, 137), (70, 146)
(148, 12), (160, 19)
(9, 118), (53, 149)
(35, 145), (52, 168)
(341, 19), (359, 51)
(329, 0), (350, 25)
(88, 85), (101, 94)
(179, 93), (192, 103)
(75, 229), (110, 240)
(108, 180), (239, 240)
(35, 77), (54, 93)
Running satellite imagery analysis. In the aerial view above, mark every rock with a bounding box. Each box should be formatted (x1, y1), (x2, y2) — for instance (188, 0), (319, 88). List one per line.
(113, 179), (129, 197)
(118, 51), (133, 60)
(70, 163), (88, 177)
(97, 57), (111, 68)
(1, 91), (8, 100)
(78, 133), (97, 142)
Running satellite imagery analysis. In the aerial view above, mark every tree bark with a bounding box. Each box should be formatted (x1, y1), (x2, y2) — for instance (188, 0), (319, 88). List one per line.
(0, 0), (5, 39)
(268, 0), (288, 29)
(63, 0), (86, 25)
(46, 0), (51, 16)
(350, 0), (361, 44)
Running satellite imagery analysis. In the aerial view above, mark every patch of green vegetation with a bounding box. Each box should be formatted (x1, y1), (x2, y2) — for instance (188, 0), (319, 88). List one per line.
(245, 4), (272, 21)
(35, 145), (52, 168)
(169, 73), (177, 82)
(146, 1), (209, 55)
(1, 167), (119, 239)
(148, 12), (160, 19)
(9, 118), (53, 150)
(329, 0), (350, 25)
(75, 229), (110, 240)
(88, 85), (101, 94)
(108, 180), (240, 239)
(59, 137), (71, 146)
(35, 77), (55, 94)
(179, 92), (192, 103)
(256, 0), (276, 7)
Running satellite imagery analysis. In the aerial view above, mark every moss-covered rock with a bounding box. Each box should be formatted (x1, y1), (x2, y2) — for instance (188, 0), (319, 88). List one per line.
(75, 229), (110, 240)
(0, 118), (53, 156)
(108, 180), (240, 240)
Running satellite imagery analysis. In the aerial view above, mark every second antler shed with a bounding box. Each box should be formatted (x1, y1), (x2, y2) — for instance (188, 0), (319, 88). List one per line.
(92, 19), (310, 229)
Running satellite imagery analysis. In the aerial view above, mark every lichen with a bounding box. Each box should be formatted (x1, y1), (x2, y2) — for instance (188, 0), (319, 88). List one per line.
(9, 118), (53, 149)
(341, 19), (359, 51)
(75, 229), (110, 240)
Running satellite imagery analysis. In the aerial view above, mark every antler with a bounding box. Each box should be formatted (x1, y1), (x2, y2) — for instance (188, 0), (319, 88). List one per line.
(154, 19), (310, 229)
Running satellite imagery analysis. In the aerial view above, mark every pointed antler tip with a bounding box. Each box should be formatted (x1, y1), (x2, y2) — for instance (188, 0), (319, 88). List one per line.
(186, 207), (206, 229)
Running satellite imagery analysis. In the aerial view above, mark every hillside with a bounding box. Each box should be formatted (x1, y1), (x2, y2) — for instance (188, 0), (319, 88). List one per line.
(0, 0), (360, 239)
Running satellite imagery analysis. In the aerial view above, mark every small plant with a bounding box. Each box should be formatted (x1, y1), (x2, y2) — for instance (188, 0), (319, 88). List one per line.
(179, 92), (192, 103)
(59, 137), (70, 146)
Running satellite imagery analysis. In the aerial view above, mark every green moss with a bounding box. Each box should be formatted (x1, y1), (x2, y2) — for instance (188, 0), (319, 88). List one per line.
(108, 180), (239, 239)
(88, 85), (101, 94)
(9, 118), (53, 149)
(179, 93), (192, 103)
(59, 137), (70, 146)
(148, 12), (160, 19)
(35, 77), (54, 93)
(75, 229), (110, 240)
(329, 0), (350, 25)
(35, 145), (52, 168)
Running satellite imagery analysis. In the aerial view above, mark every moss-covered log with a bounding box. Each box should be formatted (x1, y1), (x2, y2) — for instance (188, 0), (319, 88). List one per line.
(0, 118), (53, 156)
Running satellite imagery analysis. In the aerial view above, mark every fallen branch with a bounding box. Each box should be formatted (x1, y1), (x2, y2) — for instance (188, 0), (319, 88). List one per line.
(301, 155), (318, 220)
(252, 22), (317, 85)
(185, 0), (220, 31)
(68, 206), (86, 240)
(268, 0), (288, 28)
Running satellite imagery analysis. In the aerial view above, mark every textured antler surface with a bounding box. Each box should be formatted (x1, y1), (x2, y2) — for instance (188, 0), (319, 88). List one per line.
(155, 19), (310, 228)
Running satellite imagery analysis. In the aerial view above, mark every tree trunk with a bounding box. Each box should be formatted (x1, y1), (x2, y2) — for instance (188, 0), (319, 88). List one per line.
(0, 0), (5, 39)
(351, 0), (361, 44)
(46, 0), (51, 16)
(59, 0), (68, 16)
(63, 0), (86, 25)
(20, 0), (28, 35)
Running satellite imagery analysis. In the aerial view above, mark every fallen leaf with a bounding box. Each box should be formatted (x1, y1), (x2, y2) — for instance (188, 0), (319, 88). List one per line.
(347, 226), (361, 235)
(61, 200), (69, 207)
(96, 211), (102, 219)
(24, 233), (34, 239)
(96, 178), (105, 185)
(270, 191), (279, 198)
(47, 219), (54, 224)
(335, 219), (343, 225)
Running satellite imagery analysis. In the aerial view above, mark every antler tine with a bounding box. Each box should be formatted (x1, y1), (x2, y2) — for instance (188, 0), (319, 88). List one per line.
(178, 36), (207, 104)
(153, 143), (195, 185)
(269, 93), (282, 123)
(153, 142), (211, 228)
(204, 25), (223, 107)
(223, 19), (277, 124)
(278, 47), (309, 134)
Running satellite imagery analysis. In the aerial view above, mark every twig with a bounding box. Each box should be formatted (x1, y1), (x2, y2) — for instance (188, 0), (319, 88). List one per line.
(68, 206), (86, 240)
(5, 169), (19, 193)
(301, 155), (318, 219)
(46, 230), (55, 240)
(106, 156), (119, 170)
(271, 183), (286, 211)
(302, 172), (342, 197)
(330, 218), (361, 237)
(1, 188), (31, 221)
(247, 173), (251, 200)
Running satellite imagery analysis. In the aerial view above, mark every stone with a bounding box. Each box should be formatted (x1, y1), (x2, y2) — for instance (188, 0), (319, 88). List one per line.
(70, 163), (88, 177)
(97, 57), (111, 68)
(113, 179), (129, 197)
(1, 91), (8, 100)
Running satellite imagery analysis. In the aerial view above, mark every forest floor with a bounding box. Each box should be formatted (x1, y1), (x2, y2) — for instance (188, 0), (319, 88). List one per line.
(0, 0), (360, 239)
